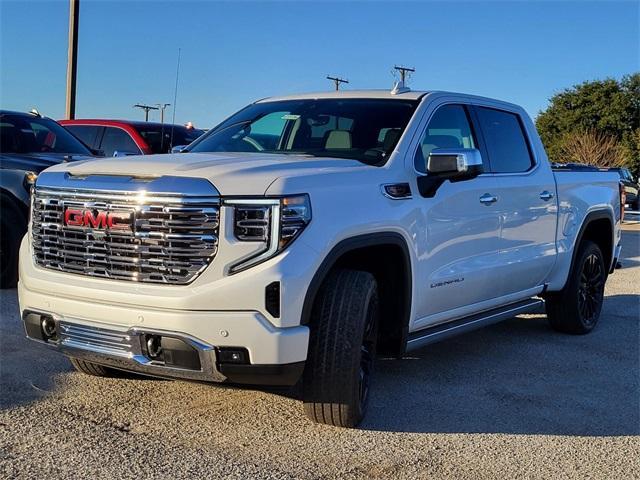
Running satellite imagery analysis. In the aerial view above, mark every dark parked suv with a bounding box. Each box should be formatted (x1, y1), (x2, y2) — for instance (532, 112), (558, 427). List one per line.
(0, 110), (93, 287)
(609, 167), (639, 210)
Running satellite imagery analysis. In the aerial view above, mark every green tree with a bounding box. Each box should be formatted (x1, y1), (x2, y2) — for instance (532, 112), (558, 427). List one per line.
(536, 73), (640, 174)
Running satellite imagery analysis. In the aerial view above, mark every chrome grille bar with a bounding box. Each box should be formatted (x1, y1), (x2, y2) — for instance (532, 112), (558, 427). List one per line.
(31, 173), (220, 284)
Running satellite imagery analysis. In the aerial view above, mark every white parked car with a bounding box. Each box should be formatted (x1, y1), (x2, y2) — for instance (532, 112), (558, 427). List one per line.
(19, 88), (623, 427)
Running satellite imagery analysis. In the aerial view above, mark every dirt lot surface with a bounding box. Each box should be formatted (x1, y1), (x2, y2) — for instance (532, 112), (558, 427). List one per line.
(1, 228), (638, 479)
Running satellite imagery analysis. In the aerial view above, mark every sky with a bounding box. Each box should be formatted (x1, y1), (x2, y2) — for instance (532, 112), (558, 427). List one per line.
(1, 0), (638, 129)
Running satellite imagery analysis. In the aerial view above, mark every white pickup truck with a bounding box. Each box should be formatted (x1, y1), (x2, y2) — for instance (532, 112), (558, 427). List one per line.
(19, 88), (623, 427)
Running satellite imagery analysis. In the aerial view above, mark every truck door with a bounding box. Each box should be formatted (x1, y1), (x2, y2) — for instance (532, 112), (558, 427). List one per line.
(412, 104), (502, 330)
(472, 106), (557, 297)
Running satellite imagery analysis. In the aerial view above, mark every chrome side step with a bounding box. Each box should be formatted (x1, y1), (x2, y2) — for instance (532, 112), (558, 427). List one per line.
(406, 298), (544, 352)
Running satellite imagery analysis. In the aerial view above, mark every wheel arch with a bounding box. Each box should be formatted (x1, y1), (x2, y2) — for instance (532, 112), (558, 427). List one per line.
(301, 232), (413, 357)
(0, 187), (29, 224)
(568, 209), (615, 279)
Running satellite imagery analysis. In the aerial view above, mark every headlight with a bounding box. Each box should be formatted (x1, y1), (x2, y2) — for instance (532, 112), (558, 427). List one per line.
(24, 171), (38, 188)
(225, 194), (311, 273)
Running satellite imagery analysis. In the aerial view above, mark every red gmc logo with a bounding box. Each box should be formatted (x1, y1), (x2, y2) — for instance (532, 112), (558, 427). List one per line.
(64, 208), (132, 230)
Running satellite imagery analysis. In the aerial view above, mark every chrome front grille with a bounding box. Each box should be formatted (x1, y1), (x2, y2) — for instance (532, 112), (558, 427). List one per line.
(31, 173), (220, 284)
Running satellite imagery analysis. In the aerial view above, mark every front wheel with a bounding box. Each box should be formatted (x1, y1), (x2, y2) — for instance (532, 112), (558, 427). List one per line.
(545, 240), (606, 334)
(302, 269), (379, 428)
(68, 357), (119, 377)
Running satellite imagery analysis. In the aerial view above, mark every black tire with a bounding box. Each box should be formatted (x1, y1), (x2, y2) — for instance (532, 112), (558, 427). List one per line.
(68, 357), (118, 377)
(302, 269), (379, 428)
(0, 207), (25, 289)
(546, 240), (606, 334)
(631, 197), (640, 211)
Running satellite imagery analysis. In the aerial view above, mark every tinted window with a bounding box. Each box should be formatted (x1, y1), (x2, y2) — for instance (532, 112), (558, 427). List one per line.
(100, 127), (141, 157)
(135, 125), (204, 154)
(0, 114), (91, 155)
(188, 99), (418, 165)
(476, 107), (533, 173)
(65, 125), (101, 149)
(415, 104), (476, 172)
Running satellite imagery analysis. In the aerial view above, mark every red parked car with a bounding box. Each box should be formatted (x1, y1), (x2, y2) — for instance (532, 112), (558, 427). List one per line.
(59, 119), (205, 157)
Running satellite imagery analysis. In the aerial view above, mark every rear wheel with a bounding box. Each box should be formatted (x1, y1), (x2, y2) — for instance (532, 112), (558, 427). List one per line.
(546, 240), (606, 334)
(303, 269), (379, 428)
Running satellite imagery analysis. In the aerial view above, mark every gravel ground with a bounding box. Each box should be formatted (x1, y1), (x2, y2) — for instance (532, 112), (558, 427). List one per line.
(1, 229), (638, 479)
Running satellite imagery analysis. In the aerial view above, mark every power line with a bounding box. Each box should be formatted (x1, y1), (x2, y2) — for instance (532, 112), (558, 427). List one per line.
(326, 75), (349, 91)
(133, 103), (159, 121)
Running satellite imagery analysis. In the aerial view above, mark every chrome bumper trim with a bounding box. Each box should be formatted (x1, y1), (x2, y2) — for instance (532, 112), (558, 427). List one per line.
(26, 310), (226, 382)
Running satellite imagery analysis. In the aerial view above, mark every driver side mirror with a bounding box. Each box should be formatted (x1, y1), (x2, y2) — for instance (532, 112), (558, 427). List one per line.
(427, 148), (484, 179)
(418, 148), (484, 198)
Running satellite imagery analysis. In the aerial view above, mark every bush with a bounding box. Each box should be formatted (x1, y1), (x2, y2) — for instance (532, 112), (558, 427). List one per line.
(558, 129), (629, 168)
(536, 74), (639, 174)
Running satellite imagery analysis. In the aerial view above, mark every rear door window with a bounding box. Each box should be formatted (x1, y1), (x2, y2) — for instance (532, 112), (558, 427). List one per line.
(65, 125), (102, 149)
(0, 121), (19, 153)
(99, 127), (141, 157)
(475, 107), (533, 173)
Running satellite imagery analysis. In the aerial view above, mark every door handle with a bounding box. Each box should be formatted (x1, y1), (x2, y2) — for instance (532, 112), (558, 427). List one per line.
(539, 191), (554, 201)
(479, 193), (498, 205)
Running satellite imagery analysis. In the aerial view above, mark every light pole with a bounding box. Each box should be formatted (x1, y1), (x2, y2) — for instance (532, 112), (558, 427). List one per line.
(156, 103), (171, 124)
(65, 0), (80, 119)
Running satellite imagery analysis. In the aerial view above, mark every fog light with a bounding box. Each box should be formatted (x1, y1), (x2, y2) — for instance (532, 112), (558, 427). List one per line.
(218, 348), (249, 364)
(146, 335), (163, 359)
(41, 316), (57, 340)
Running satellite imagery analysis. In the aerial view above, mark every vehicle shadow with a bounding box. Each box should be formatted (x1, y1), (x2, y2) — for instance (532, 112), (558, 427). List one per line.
(361, 293), (639, 435)
(0, 289), (73, 409)
(618, 230), (639, 268)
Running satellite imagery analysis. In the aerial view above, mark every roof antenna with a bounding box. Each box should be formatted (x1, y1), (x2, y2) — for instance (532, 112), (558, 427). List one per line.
(170, 48), (181, 150)
(391, 65), (415, 94)
(326, 75), (349, 91)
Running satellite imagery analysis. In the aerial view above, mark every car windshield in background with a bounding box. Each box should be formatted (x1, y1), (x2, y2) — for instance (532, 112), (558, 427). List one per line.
(135, 125), (205, 154)
(0, 114), (92, 156)
(188, 99), (419, 164)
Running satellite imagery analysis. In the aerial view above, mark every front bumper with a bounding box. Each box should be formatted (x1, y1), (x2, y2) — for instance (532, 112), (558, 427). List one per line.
(19, 283), (309, 386)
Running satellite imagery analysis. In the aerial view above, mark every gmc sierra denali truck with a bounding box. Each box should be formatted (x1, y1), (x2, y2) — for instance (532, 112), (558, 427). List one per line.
(18, 89), (623, 428)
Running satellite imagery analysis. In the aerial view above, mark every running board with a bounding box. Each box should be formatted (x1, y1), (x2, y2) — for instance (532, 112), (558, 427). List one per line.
(406, 298), (544, 352)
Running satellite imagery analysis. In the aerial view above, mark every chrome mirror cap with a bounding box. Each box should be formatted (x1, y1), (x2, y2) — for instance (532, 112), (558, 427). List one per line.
(427, 148), (483, 176)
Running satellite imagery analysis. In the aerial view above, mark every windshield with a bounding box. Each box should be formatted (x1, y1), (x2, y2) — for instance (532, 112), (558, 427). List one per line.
(188, 99), (419, 164)
(135, 124), (205, 154)
(0, 114), (92, 156)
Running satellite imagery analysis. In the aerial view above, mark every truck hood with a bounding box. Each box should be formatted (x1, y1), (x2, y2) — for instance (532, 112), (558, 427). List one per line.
(44, 152), (367, 195)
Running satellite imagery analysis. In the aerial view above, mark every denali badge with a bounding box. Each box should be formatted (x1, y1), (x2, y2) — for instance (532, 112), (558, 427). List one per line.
(64, 208), (132, 230)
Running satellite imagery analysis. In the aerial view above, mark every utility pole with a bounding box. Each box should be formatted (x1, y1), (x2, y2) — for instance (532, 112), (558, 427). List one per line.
(65, 0), (80, 119)
(326, 75), (349, 91)
(133, 103), (159, 121)
(156, 103), (171, 124)
(393, 65), (415, 85)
